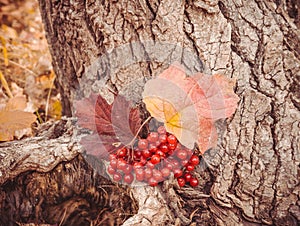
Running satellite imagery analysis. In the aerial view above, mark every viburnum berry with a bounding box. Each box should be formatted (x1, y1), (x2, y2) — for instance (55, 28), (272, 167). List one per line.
(189, 177), (199, 187)
(117, 159), (127, 171)
(144, 168), (153, 179)
(176, 149), (188, 160)
(167, 143), (177, 150)
(180, 159), (189, 167)
(123, 164), (133, 174)
(155, 150), (166, 158)
(147, 132), (159, 143)
(189, 155), (200, 166)
(159, 134), (167, 143)
(146, 161), (155, 169)
(185, 164), (195, 171)
(117, 147), (127, 158)
(160, 144), (169, 153)
(150, 154), (161, 165)
(109, 154), (117, 160)
(113, 172), (122, 182)
(124, 173), (134, 184)
(152, 169), (163, 182)
(183, 172), (192, 182)
(133, 162), (143, 169)
(173, 169), (183, 178)
(110, 158), (118, 169)
(138, 139), (148, 149)
(142, 149), (152, 158)
(107, 165), (116, 175)
(161, 167), (171, 178)
(135, 168), (144, 181)
(134, 150), (142, 158)
(148, 177), (158, 187)
(167, 134), (177, 145)
(149, 143), (158, 153)
(177, 177), (186, 187)
(157, 126), (166, 134)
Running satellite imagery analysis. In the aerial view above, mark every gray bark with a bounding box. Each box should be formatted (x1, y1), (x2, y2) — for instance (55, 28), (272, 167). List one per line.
(0, 0), (299, 225)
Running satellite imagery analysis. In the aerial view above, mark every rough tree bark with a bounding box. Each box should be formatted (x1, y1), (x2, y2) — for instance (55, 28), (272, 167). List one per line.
(1, 0), (299, 225)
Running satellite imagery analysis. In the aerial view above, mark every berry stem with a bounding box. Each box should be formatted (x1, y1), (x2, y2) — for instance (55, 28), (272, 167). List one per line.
(127, 116), (152, 146)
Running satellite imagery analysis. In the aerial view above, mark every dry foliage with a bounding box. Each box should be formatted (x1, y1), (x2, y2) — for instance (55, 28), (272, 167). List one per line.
(0, 0), (62, 141)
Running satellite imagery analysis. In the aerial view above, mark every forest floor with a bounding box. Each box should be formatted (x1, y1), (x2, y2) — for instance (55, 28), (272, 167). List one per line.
(0, 0), (60, 142)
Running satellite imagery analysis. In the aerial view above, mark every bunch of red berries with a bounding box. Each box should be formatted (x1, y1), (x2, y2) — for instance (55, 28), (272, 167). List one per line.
(107, 126), (200, 187)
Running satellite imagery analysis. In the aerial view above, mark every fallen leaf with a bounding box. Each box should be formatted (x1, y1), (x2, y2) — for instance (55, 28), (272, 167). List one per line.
(0, 109), (36, 141)
(75, 93), (142, 158)
(142, 64), (239, 153)
(5, 95), (27, 111)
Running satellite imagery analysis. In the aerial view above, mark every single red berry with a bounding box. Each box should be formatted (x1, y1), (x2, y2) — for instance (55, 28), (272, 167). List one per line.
(165, 162), (173, 170)
(152, 169), (163, 182)
(151, 154), (161, 165)
(133, 162), (143, 169)
(189, 177), (199, 187)
(142, 149), (152, 158)
(171, 160), (180, 169)
(186, 164), (195, 171)
(113, 172), (122, 182)
(173, 169), (183, 178)
(180, 159), (189, 167)
(160, 144), (169, 153)
(124, 173), (134, 184)
(157, 126), (166, 134)
(168, 143), (177, 150)
(189, 155), (200, 166)
(135, 168), (144, 181)
(107, 165), (116, 175)
(123, 164), (133, 174)
(177, 177), (186, 187)
(144, 168), (153, 179)
(147, 132), (159, 143)
(176, 149), (188, 160)
(183, 172), (192, 182)
(167, 134), (177, 145)
(155, 140), (161, 147)
(159, 134), (167, 143)
(155, 149), (166, 158)
(161, 167), (171, 178)
(149, 143), (158, 153)
(140, 156), (147, 165)
(110, 158), (118, 169)
(117, 159), (127, 171)
(138, 139), (148, 149)
(109, 154), (117, 160)
(117, 147), (127, 158)
(134, 150), (142, 158)
(146, 161), (155, 169)
(148, 177), (158, 187)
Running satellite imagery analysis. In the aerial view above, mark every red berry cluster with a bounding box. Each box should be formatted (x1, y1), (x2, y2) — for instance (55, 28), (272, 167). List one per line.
(107, 126), (199, 187)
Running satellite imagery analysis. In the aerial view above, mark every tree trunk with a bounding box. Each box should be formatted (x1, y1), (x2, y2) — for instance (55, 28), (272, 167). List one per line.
(1, 0), (299, 225)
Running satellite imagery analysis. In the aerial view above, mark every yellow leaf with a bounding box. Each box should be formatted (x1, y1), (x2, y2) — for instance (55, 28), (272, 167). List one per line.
(48, 99), (62, 119)
(142, 64), (239, 152)
(0, 110), (36, 141)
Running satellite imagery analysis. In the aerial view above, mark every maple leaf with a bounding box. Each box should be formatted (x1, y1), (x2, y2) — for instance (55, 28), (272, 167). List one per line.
(75, 93), (142, 158)
(0, 96), (36, 141)
(142, 64), (239, 153)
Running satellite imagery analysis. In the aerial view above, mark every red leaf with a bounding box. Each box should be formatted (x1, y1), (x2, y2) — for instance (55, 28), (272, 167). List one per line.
(75, 93), (142, 158)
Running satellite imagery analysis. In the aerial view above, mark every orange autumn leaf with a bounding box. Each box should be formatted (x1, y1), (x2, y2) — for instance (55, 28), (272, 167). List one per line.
(0, 96), (36, 141)
(142, 64), (239, 153)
